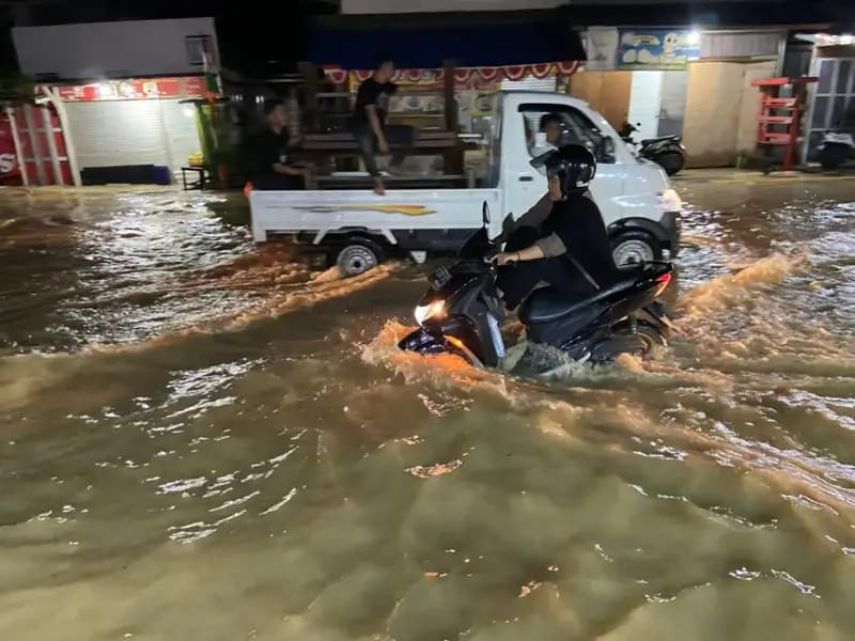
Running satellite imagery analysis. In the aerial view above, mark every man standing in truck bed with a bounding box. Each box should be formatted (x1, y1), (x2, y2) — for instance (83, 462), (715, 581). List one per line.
(352, 55), (415, 195)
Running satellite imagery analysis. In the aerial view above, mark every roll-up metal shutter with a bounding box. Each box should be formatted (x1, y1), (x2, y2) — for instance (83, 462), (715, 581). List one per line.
(159, 100), (202, 170)
(64, 99), (201, 175)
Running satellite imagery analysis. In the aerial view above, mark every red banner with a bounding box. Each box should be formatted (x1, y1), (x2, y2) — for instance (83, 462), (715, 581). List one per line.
(57, 76), (209, 102)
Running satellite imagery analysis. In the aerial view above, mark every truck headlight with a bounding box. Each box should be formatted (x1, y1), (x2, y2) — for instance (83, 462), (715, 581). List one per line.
(414, 300), (446, 326)
(658, 188), (682, 212)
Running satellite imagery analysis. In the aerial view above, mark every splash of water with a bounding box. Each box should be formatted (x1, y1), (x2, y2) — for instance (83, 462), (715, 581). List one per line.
(678, 252), (804, 317)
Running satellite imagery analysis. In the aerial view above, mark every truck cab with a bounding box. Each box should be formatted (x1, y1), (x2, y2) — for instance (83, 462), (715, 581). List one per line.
(495, 91), (681, 266)
(250, 90), (681, 274)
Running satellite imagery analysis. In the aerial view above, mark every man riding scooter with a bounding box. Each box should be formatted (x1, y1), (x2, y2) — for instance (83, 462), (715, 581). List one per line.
(398, 143), (674, 368)
(492, 144), (622, 309)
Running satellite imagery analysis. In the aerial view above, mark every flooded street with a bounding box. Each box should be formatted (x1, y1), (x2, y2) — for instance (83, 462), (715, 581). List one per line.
(1, 172), (854, 640)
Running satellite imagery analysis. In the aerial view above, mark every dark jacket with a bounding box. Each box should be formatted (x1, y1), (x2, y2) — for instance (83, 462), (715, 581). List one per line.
(543, 194), (621, 288)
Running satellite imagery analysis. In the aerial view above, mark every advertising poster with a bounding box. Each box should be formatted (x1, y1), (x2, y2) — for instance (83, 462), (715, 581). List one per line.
(617, 29), (700, 70)
(584, 27), (620, 71)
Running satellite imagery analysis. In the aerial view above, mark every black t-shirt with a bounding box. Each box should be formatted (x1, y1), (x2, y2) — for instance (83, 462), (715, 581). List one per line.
(545, 194), (621, 287)
(248, 127), (290, 181)
(353, 77), (398, 126)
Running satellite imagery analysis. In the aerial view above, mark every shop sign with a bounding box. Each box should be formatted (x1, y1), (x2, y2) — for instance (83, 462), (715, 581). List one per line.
(815, 33), (855, 47)
(57, 76), (209, 102)
(617, 29), (700, 70)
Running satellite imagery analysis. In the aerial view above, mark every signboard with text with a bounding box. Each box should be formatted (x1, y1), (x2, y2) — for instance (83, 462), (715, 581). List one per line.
(617, 29), (700, 70)
(57, 76), (208, 102)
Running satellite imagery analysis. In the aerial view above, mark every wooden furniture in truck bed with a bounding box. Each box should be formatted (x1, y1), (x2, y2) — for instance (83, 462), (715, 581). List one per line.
(295, 60), (464, 188)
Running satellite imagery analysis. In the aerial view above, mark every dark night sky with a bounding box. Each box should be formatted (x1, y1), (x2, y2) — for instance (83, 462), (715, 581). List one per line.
(0, 0), (338, 74)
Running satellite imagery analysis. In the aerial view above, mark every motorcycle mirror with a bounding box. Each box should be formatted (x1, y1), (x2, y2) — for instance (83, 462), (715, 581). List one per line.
(502, 213), (515, 236)
(482, 201), (491, 226)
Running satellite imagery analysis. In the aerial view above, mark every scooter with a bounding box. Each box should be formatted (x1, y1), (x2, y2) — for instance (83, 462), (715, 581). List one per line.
(819, 103), (855, 171)
(819, 132), (855, 170)
(620, 122), (686, 176)
(398, 203), (674, 370)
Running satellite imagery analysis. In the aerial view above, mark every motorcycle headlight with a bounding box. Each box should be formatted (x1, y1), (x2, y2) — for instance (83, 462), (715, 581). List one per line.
(414, 300), (446, 326)
(658, 188), (682, 212)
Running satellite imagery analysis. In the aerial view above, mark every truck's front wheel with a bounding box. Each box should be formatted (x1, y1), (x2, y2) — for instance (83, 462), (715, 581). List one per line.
(611, 230), (662, 267)
(335, 240), (383, 276)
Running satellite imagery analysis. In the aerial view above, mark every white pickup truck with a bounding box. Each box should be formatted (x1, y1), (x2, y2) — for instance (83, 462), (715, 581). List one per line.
(250, 90), (682, 275)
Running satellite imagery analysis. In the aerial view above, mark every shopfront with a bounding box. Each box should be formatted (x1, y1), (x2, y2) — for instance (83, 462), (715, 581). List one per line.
(57, 77), (208, 184)
(803, 35), (855, 162)
(578, 27), (785, 167)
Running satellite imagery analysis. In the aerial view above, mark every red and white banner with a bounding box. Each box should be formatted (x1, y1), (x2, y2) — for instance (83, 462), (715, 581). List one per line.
(4, 104), (73, 186)
(325, 61), (580, 89)
(0, 115), (20, 180)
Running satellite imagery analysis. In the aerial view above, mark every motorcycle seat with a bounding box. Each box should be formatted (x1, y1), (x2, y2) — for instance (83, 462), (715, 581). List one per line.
(520, 278), (637, 325)
(641, 135), (681, 145)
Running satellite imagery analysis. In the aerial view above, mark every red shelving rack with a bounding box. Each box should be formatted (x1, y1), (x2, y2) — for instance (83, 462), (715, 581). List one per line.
(751, 76), (817, 171)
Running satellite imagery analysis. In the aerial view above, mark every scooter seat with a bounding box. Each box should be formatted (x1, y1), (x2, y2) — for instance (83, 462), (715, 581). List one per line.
(519, 276), (641, 325)
(519, 289), (590, 324)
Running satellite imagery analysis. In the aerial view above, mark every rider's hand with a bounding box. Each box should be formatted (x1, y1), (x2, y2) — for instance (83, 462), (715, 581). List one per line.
(378, 137), (390, 154)
(492, 252), (519, 266)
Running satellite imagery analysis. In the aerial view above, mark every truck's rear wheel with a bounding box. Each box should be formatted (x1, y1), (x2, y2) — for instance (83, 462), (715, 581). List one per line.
(335, 240), (382, 276)
(611, 230), (662, 267)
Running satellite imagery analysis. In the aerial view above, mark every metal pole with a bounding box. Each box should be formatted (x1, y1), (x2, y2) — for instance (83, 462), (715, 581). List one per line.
(44, 86), (82, 187)
(5, 106), (29, 186)
(800, 45), (820, 166)
(21, 103), (46, 185)
(40, 106), (63, 186)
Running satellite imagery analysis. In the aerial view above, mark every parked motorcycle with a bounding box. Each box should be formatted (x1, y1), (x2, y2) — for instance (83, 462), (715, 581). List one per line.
(398, 203), (674, 370)
(819, 103), (855, 171)
(819, 132), (855, 170)
(620, 122), (687, 176)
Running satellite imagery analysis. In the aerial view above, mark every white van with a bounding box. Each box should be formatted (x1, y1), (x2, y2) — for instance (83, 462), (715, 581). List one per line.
(250, 91), (682, 274)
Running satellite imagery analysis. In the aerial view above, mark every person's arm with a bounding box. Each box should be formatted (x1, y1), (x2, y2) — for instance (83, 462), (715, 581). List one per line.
(493, 243), (546, 266)
(513, 193), (552, 231)
(273, 163), (304, 176)
(365, 104), (389, 153)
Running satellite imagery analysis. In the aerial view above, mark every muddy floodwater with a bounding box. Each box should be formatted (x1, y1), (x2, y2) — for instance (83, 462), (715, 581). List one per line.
(1, 172), (854, 640)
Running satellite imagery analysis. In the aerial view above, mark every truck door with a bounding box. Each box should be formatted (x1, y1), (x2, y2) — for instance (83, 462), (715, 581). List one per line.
(504, 102), (624, 222)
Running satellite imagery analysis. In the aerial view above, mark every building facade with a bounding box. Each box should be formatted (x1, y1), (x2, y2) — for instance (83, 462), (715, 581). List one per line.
(9, 17), (219, 185)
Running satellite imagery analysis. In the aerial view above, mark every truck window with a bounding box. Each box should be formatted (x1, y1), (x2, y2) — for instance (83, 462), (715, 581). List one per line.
(519, 104), (614, 164)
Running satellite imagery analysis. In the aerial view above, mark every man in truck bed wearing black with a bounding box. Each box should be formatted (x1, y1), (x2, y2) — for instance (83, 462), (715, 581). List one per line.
(352, 56), (415, 196)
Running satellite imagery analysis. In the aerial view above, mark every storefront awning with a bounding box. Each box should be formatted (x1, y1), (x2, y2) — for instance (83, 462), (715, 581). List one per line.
(308, 12), (586, 70)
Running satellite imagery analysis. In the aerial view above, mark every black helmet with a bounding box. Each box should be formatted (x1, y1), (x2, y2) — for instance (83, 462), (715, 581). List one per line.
(530, 144), (596, 195)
